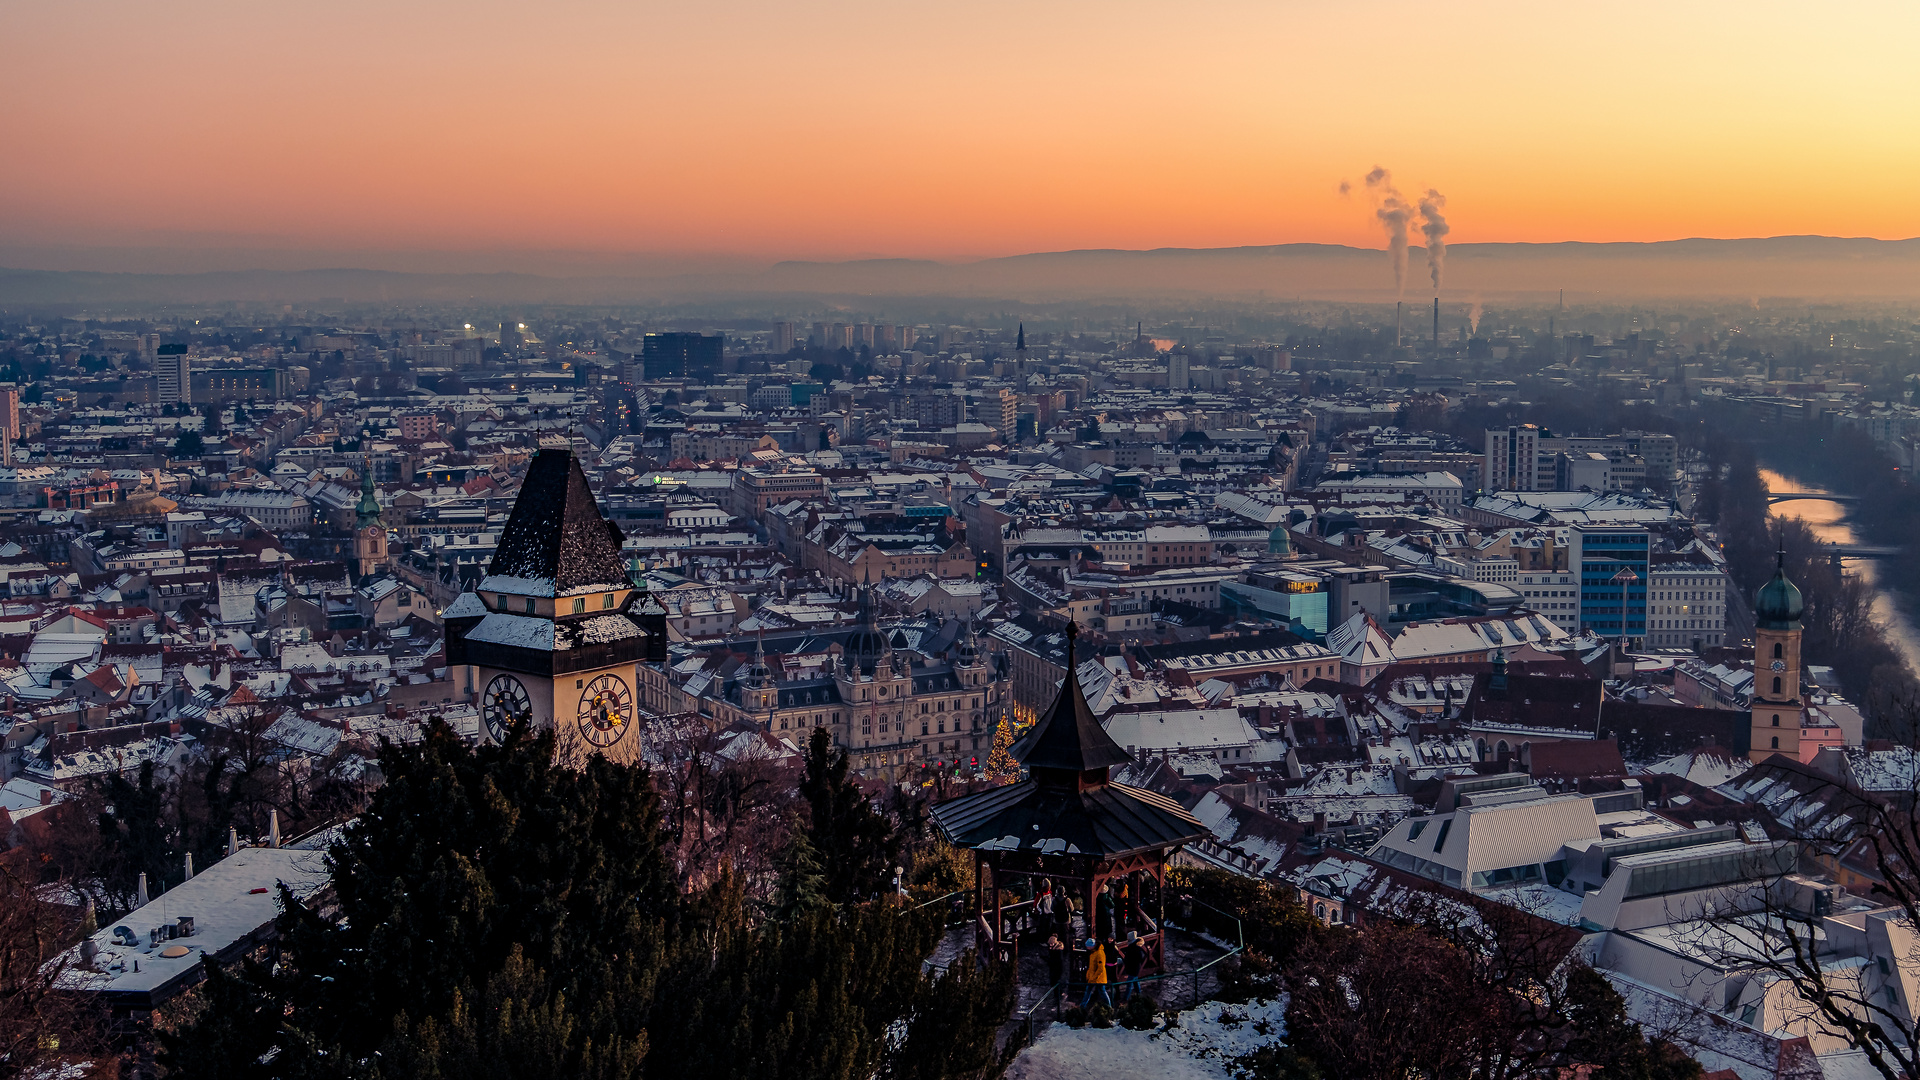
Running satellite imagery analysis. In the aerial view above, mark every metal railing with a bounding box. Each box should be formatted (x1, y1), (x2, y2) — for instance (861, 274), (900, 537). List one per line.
(1003, 897), (1246, 1050)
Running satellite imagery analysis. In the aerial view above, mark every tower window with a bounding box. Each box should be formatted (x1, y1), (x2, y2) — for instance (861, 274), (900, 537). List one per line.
(1773, 642), (1783, 659)
(1771, 737), (1780, 750)
(1773, 714), (1781, 727)
(1772, 677), (1782, 694)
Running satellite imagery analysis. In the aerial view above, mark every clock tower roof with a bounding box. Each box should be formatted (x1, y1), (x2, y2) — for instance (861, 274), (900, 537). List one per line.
(483, 448), (633, 599)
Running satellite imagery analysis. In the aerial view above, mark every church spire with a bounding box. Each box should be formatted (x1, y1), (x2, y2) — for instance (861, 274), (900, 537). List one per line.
(1016, 323), (1026, 352)
(355, 455), (382, 528)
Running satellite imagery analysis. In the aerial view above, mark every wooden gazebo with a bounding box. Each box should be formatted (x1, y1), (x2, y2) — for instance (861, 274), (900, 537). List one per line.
(930, 623), (1207, 975)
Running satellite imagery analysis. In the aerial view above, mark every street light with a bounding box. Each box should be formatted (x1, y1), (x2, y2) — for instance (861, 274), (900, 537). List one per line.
(1611, 567), (1639, 653)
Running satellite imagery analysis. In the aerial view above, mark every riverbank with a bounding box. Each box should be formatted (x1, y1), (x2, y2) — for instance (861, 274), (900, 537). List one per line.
(1759, 467), (1920, 678)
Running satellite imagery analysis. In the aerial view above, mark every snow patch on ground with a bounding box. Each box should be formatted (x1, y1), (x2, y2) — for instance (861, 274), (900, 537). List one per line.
(1005, 997), (1287, 1080)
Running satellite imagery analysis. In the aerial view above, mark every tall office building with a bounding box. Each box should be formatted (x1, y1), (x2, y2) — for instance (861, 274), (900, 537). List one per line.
(771, 322), (796, 354)
(1483, 425), (1540, 491)
(1167, 353), (1190, 391)
(641, 333), (725, 379)
(156, 343), (192, 405)
(1570, 525), (1648, 649)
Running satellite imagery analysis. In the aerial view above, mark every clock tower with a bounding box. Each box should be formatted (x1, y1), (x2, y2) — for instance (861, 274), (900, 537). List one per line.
(1750, 547), (1804, 763)
(444, 448), (667, 758)
(352, 461), (387, 580)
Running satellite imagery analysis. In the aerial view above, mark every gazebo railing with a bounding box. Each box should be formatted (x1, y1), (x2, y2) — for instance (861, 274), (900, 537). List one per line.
(1007, 897), (1246, 1049)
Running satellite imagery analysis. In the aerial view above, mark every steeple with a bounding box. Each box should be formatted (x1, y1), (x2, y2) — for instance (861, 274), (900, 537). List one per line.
(1010, 622), (1131, 784)
(1016, 323), (1026, 352)
(355, 456), (382, 528)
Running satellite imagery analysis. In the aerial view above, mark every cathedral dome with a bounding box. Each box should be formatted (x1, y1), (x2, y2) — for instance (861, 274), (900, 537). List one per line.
(1267, 524), (1292, 555)
(1754, 560), (1804, 630)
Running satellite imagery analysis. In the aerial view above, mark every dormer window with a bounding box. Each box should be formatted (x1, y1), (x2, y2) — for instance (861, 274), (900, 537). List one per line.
(525, 598), (535, 614)
(602, 593), (615, 609)
(572, 597), (586, 614)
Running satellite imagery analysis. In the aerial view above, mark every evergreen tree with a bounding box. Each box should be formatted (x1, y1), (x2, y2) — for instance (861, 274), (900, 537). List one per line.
(982, 713), (1023, 785)
(768, 814), (829, 922)
(158, 723), (1005, 1080)
(1560, 966), (1703, 1080)
(798, 727), (899, 904)
(97, 761), (173, 911)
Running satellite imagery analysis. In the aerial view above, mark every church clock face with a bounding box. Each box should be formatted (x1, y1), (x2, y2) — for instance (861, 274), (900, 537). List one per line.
(578, 674), (633, 747)
(483, 674), (533, 742)
(1771, 660), (1787, 671)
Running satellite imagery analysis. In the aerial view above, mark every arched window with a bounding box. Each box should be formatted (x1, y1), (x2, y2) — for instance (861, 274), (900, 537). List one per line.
(1773, 714), (1782, 727)
(1772, 677), (1782, 694)
(1771, 737), (1780, 750)
(1774, 642), (1783, 659)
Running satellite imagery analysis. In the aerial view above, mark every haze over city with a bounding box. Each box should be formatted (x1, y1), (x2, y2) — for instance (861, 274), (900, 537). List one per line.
(9, 1), (1920, 280)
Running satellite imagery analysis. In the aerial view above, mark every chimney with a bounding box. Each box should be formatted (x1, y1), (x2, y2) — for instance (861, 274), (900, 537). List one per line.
(136, 872), (149, 906)
(1433, 297), (1440, 358)
(38, 788), (50, 806)
(183, 852), (194, 880)
(227, 825), (239, 857)
(269, 809), (281, 849)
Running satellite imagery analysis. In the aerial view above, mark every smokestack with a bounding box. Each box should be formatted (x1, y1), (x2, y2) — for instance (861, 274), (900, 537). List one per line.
(1395, 302), (1403, 347)
(1433, 297), (1440, 358)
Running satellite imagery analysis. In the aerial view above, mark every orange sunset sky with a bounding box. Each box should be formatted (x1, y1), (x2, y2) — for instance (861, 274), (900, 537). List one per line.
(5, 0), (1919, 265)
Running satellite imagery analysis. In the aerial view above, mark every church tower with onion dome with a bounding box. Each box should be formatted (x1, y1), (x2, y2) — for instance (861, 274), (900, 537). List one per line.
(1751, 546), (1804, 762)
(352, 459), (388, 581)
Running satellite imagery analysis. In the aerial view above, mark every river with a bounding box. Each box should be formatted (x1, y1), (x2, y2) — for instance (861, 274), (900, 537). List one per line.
(1758, 468), (1920, 675)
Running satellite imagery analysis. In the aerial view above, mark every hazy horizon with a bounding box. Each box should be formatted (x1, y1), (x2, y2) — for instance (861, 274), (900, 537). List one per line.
(11, 234), (1920, 307)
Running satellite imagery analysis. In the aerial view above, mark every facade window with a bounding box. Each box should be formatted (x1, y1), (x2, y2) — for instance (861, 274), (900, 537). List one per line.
(572, 597), (586, 614)
(1771, 737), (1780, 750)
(1774, 642), (1783, 658)
(525, 598), (535, 614)
(1773, 714), (1781, 726)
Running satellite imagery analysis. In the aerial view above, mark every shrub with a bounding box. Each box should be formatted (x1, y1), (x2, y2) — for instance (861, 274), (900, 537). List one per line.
(1117, 993), (1159, 1030)
(1089, 1004), (1115, 1029)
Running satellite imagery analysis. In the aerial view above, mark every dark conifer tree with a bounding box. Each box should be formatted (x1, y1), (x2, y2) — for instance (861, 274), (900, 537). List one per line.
(798, 727), (899, 904)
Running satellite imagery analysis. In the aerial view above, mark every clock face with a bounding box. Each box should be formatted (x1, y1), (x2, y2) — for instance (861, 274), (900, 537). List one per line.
(1770, 660), (1787, 671)
(578, 673), (633, 747)
(483, 674), (533, 742)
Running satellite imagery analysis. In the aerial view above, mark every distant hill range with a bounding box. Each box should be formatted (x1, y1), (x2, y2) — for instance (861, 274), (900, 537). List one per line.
(6, 235), (1920, 306)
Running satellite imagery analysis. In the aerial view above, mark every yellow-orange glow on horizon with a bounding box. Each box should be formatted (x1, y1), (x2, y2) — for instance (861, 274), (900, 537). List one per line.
(5, 0), (1920, 259)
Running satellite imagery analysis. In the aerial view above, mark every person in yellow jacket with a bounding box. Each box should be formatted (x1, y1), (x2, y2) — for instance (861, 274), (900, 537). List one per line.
(1078, 937), (1113, 1010)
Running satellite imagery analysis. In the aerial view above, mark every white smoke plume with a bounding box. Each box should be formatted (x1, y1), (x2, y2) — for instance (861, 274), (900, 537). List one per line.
(1419, 188), (1449, 291)
(1365, 167), (1412, 298)
(1468, 296), (1483, 335)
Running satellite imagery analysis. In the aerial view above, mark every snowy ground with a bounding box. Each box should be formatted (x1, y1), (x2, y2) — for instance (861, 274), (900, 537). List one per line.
(1004, 997), (1287, 1080)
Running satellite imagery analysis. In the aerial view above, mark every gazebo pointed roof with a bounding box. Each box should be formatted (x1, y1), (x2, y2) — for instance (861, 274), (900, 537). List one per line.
(929, 621), (1205, 861)
(1012, 622), (1132, 774)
